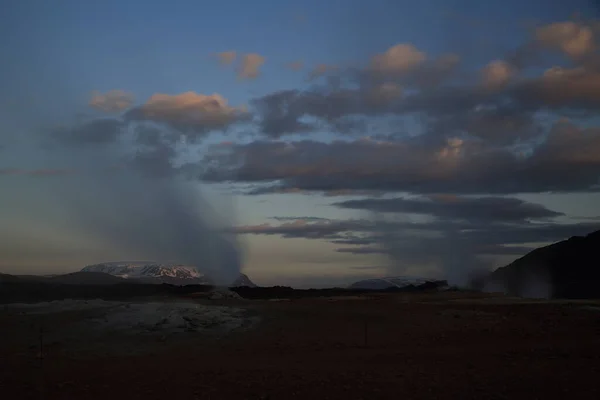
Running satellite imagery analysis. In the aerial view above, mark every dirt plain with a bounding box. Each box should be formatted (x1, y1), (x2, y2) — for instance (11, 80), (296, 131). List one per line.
(1, 291), (600, 400)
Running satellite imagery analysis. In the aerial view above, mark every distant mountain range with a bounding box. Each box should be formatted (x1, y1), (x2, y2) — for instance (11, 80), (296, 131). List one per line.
(484, 229), (600, 299)
(349, 276), (447, 290)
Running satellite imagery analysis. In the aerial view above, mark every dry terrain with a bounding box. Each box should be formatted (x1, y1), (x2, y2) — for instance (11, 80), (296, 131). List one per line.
(1, 291), (600, 399)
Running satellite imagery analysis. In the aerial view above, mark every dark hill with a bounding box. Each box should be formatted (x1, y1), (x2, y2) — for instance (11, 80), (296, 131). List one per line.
(48, 271), (133, 285)
(0, 273), (21, 283)
(487, 229), (600, 299)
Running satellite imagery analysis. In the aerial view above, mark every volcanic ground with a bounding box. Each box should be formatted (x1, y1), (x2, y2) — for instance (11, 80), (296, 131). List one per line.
(1, 291), (600, 399)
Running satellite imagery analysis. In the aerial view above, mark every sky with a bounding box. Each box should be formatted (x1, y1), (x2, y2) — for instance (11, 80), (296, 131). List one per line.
(1, 0), (600, 287)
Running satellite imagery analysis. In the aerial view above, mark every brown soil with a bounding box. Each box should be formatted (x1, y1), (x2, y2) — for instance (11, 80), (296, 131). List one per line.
(2, 292), (600, 400)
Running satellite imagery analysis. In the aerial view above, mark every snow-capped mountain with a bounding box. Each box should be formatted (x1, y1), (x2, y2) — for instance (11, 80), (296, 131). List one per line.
(349, 276), (446, 290)
(81, 262), (256, 287)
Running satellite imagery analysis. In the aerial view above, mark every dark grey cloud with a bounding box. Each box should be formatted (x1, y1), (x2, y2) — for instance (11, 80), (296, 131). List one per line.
(250, 90), (318, 137)
(271, 216), (332, 222)
(230, 216), (600, 250)
(244, 185), (385, 197)
(425, 104), (543, 146)
(250, 78), (406, 138)
(335, 243), (534, 256)
(330, 237), (377, 246)
(334, 195), (564, 223)
(228, 218), (373, 239)
(199, 120), (600, 195)
(336, 247), (384, 254)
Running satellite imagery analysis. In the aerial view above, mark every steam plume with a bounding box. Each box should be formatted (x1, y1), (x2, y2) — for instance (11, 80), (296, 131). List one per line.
(0, 124), (243, 285)
(370, 212), (492, 287)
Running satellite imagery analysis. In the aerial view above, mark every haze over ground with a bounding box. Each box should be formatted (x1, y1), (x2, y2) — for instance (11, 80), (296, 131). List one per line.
(1, 0), (600, 287)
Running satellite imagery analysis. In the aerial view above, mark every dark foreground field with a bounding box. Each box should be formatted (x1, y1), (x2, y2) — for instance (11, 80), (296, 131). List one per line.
(1, 291), (600, 400)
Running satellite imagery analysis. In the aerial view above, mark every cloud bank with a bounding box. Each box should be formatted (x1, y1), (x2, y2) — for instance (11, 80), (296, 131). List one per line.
(2, 16), (600, 284)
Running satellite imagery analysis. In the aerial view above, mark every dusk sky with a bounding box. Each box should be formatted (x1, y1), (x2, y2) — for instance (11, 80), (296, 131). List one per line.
(1, 0), (600, 287)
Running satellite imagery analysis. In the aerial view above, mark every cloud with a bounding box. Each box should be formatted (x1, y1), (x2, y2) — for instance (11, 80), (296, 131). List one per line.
(198, 121), (600, 194)
(57, 91), (248, 151)
(334, 195), (564, 223)
(195, 20), (599, 195)
(89, 90), (134, 113)
(217, 51), (237, 66)
(535, 21), (596, 59)
(517, 66), (600, 110)
(245, 62), (597, 141)
(427, 104), (542, 146)
(237, 53), (265, 80)
(215, 51), (266, 80)
(364, 82), (402, 107)
(249, 90), (318, 137)
(10, 12), (600, 286)
(369, 43), (427, 76)
(236, 21), (598, 143)
(336, 247), (384, 254)
(228, 218), (371, 239)
(271, 216), (332, 222)
(480, 60), (515, 89)
(127, 91), (248, 137)
(244, 185), (385, 197)
(248, 83), (404, 137)
(411, 53), (461, 89)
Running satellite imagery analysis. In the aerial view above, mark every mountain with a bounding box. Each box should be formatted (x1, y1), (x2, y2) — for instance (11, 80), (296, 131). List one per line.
(349, 276), (447, 290)
(81, 262), (256, 287)
(486, 230), (600, 299)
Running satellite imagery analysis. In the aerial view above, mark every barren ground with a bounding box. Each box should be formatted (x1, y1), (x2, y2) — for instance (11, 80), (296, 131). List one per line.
(1, 291), (600, 399)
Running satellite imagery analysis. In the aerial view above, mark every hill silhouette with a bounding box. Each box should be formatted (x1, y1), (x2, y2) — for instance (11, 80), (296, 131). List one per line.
(487, 230), (600, 299)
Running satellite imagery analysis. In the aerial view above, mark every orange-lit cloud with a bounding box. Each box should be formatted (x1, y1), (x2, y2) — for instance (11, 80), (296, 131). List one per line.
(89, 90), (134, 113)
